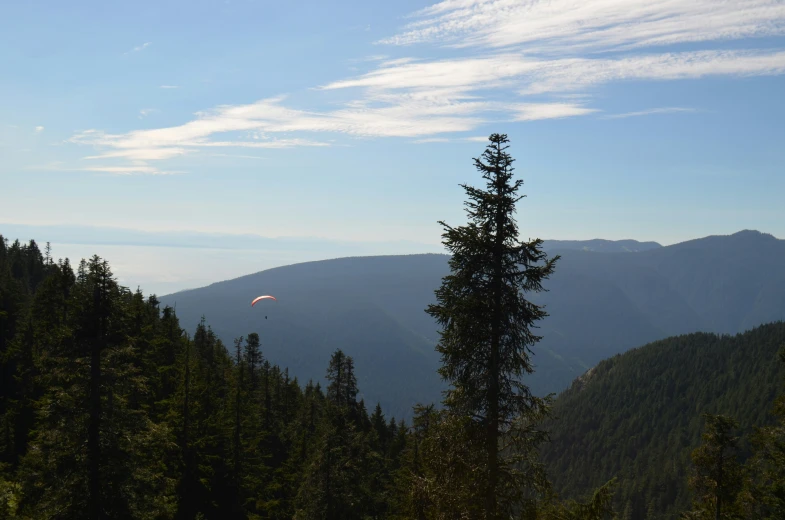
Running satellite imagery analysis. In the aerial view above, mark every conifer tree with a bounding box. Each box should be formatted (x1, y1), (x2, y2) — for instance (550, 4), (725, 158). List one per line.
(684, 414), (744, 519)
(245, 332), (261, 391)
(233, 336), (244, 493)
(326, 349), (346, 407)
(371, 403), (389, 452)
(294, 352), (375, 519)
(344, 356), (358, 410)
(622, 500), (634, 520)
(175, 327), (197, 520)
(172, 319), (237, 519)
(263, 359), (272, 428)
(425, 133), (559, 518)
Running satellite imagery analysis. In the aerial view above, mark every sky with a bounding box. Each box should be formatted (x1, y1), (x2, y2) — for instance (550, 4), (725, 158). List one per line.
(2, 0), (784, 295)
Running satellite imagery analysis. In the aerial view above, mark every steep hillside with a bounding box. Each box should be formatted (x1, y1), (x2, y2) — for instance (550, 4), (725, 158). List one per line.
(159, 231), (785, 416)
(541, 322), (785, 519)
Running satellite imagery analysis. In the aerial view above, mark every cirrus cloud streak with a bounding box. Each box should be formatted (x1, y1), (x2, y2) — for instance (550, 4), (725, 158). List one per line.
(381, 0), (785, 52)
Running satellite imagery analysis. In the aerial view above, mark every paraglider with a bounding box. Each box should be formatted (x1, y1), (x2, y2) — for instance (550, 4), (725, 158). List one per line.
(251, 295), (277, 306)
(251, 295), (276, 318)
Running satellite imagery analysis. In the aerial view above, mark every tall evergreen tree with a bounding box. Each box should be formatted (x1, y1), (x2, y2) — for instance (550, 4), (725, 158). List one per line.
(425, 133), (559, 518)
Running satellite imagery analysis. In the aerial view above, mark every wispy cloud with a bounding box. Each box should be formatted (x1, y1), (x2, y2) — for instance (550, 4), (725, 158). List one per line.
(412, 137), (451, 143)
(68, 93), (597, 164)
(69, 115), (332, 164)
(516, 51), (785, 94)
(210, 153), (267, 160)
(79, 165), (179, 175)
(513, 103), (599, 121)
(138, 108), (158, 119)
(159, 85), (179, 89)
(125, 42), (152, 55)
(35, 126), (45, 133)
(323, 50), (785, 96)
(84, 148), (187, 161)
(26, 161), (178, 176)
(602, 107), (698, 119)
(379, 0), (785, 52)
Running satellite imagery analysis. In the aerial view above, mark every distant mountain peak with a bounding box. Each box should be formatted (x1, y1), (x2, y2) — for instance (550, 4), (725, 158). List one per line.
(664, 229), (782, 251)
(731, 229), (778, 240)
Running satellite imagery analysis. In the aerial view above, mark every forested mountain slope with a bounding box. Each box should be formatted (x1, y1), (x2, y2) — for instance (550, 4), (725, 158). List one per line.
(541, 322), (785, 519)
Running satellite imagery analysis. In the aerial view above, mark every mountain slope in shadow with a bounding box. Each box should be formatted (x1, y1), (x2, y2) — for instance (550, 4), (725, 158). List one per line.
(160, 231), (785, 416)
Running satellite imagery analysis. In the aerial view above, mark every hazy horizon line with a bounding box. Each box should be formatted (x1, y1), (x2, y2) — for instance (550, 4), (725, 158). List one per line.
(1, 223), (779, 252)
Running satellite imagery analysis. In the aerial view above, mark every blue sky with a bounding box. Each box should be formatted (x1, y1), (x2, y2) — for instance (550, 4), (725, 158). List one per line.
(2, 0), (785, 295)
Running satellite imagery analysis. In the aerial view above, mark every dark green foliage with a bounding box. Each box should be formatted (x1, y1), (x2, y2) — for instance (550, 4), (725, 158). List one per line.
(293, 403), (371, 519)
(534, 479), (618, 520)
(293, 349), (394, 519)
(244, 332), (261, 390)
(0, 239), (410, 519)
(398, 405), (489, 518)
(0, 237), (63, 470)
(683, 414), (744, 519)
(735, 348), (785, 519)
(541, 323), (785, 519)
(13, 256), (177, 519)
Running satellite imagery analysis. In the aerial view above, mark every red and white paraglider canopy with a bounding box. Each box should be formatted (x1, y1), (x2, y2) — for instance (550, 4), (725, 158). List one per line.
(251, 295), (277, 307)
